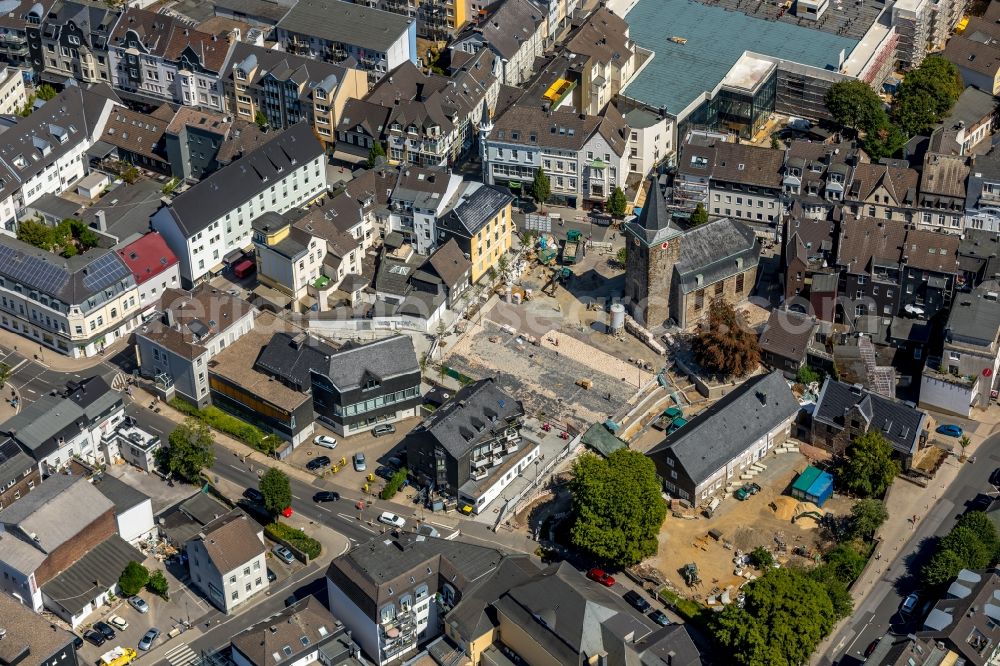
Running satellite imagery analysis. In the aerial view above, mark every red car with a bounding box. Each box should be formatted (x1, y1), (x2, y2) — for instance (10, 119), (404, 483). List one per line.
(587, 568), (615, 586)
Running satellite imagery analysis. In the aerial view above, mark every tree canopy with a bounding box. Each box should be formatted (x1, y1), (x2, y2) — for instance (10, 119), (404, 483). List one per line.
(691, 299), (761, 378)
(849, 498), (889, 540)
(824, 80), (887, 134)
(161, 419), (215, 483)
(569, 448), (667, 568)
(712, 568), (838, 666)
(260, 467), (292, 516)
(923, 511), (1000, 586)
(690, 202), (708, 226)
(891, 56), (963, 135)
(607, 186), (628, 218)
(531, 168), (551, 205)
(36, 84), (57, 101)
(118, 561), (149, 596)
(835, 430), (899, 498)
(367, 142), (385, 168)
(146, 570), (169, 600)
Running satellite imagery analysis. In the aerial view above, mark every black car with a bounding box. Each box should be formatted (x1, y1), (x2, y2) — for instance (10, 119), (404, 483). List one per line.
(71, 635), (83, 650)
(313, 491), (340, 502)
(93, 621), (116, 640)
(623, 590), (651, 613)
(990, 467), (1000, 487)
(83, 630), (105, 647)
(375, 465), (396, 480)
(970, 493), (994, 513)
(243, 487), (264, 503)
(307, 456), (332, 471)
(267, 568), (277, 583)
(649, 610), (672, 626)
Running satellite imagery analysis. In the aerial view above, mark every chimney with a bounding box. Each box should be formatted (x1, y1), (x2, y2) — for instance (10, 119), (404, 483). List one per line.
(164, 309), (175, 327)
(94, 209), (106, 231)
(667, 651), (675, 665)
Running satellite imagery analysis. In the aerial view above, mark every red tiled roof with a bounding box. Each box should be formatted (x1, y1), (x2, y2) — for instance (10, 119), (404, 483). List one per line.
(117, 232), (178, 286)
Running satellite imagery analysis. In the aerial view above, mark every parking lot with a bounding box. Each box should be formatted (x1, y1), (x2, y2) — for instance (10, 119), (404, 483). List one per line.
(285, 417), (420, 496)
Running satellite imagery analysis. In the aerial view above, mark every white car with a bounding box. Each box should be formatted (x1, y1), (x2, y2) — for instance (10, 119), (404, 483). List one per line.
(108, 615), (128, 631)
(314, 435), (337, 449)
(378, 512), (406, 528)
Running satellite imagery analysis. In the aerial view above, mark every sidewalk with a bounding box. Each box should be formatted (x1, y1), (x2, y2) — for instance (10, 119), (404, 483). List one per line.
(0, 324), (131, 372)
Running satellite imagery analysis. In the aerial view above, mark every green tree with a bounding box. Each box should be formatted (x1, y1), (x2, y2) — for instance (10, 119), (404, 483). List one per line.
(16, 218), (54, 250)
(849, 498), (889, 540)
(615, 246), (627, 267)
(495, 253), (510, 283)
(254, 110), (268, 130)
(691, 299), (761, 378)
(823, 544), (867, 581)
(861, 120), (907, 161)
(259, 467), (292, 516)
(891, 56), (962, 135)
(795, 365), (822, 385)
(530, 168), (551, 206)
(118, 561), (149, 596)
(825, 80), (887, 134)
(749, 546), (774, 569)
(607, 186), (628, 218)
(956, 511), (999, 551)
(367, 142), (385, 168)
(809, 567), (854, 618)
(0, 362), (10, 389)
(959, 434), (972, 461)
(35, 83), (57, 101)
(690, 202), (708, 226)
(146, 570), (169, 600)
(923, 548), (967, 586)
(161, 418), (215, 483)
(940, 525), (994, 569)
(569, 449), (667, 568)
(712, 568), (838, 666)
(836, 430), (899, 498)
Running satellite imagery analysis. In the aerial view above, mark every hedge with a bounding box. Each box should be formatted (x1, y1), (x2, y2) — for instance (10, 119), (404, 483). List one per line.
(265, 522), (322, 559)
(658, 588), (706, 624)
(170, 398), (279, 455)
(380, 468), (409, 500)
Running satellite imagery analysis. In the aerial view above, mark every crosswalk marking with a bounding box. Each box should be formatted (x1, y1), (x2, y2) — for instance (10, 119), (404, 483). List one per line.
(164, 643), (200, 666)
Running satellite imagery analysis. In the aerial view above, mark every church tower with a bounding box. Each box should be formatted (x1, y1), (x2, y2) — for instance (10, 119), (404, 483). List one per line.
(623, 177), (684, 328)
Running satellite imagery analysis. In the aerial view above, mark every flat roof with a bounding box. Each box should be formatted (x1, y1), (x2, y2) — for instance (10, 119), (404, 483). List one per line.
(623, 0), (858, 116)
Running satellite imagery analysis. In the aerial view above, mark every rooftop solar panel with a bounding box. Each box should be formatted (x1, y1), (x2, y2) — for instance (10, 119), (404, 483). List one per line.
(82, 252), (130, 291)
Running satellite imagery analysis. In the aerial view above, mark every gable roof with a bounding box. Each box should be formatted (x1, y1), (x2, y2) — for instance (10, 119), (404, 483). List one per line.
(137, 285), (255, 359)
(231, 596), (351, 666)
(647, 372), (799, 485)
(812, 378), (926, 455)
(320, 335), (418, 391)
(90, 473), (150, 513)
(463, 0), (545, 60)
(847, 162), (918, 204)
(439, 183), (513, 237)
(901, 228), (960, 273)
(40, 534), (143, 617)
(254, 329), (337, 393)
(674, 217), (759, 293)
(192, 509), (265, 573)
(424, 238), (471, 288)
(111, 8), (230, 72)
(276, 0), (412, 53)
(116, 232), (178, 286)
(836, 216), (907, 274)
(0, 475), (114, 554)
(759, 309), (817, 363)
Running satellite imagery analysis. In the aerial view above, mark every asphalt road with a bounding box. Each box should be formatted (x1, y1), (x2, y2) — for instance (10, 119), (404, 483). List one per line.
(820, 431), (1000, 665)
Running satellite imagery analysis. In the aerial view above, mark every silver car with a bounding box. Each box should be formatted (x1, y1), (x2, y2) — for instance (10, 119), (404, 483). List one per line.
(139, 628), (160, 651)
(127, 596), (149, 614)
(353, 452), (367, 471)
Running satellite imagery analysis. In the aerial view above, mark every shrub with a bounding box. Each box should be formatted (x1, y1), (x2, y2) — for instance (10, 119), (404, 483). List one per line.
(380, 468), (409, 500)
(119, 561), (149, 597)
(265, 522), (321, 559)
(146, 571), (169, 600)
(658, 589), (705, 623)
(169, 398), (278, 455)
(749, 546), (774, 570)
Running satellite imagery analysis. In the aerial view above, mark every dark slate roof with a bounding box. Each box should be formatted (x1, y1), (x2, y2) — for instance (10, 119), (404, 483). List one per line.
(948, 291), (1000, 347)
(812, 378), (925, 456)
(424, 238), (470, 289)
(41, 535), (143, 616)
(675, 218), (759, 294)
(165, 122), (324, 237)
(319, 335), (418, 391)
(81, 180), (163, 241)
(0, 586), (77, 665)
(623, 178), (683, 246)
(634, 625), (706, 666)
(90, 473), (150, 513)
(421, 378), (524, 458)
(276, 0), (412, 53)
(647, 372), (799, 485)
(442, 555), (541, 640)
(254, 331), (337, 392)
(496, 561), (655, 662)
(440, 184), (513, 237)
(0, 437), (35, 488)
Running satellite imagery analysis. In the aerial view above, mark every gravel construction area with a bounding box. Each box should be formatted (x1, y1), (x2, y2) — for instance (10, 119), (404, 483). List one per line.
(444, 319), (638, 426)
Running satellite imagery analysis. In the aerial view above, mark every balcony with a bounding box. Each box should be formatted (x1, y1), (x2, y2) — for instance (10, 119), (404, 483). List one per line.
(381, 610), (418, 660)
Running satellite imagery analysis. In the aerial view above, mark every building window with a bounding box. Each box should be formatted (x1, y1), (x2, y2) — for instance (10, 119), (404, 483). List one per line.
(735, 273), (744, 294)
(694, 289), (705, 311)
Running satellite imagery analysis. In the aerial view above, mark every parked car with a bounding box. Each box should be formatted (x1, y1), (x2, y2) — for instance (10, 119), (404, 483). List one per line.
(314, 435), (338, 449)
(417, 524), (440, 538)
(127, 596), (149, 614)
(734, 483), (761, 501)
(313, 491), (340, 502)
(93, 622), (115, 641)
(623, 590), (651, 613)
(649, 610), (672, 626)
(378, 511), (405, 528)
(970, 493), (994, 513)
(936, 424), (963, 438)
(307, 455), (331, 471)
(267, 568), (277, 583)
(901, 592), (919, 615)
(108, 615), (128, 631)
(139, 628), (160, 651)
(273, 545), (295, 565)
(83, 630), (105, 647)
(991, 467), (1000, 487)
(375, 465), (396, 480)
(353, 452), (367, 471)
(587, 568), (615, 587)
(372, 424), (396, 437)
(72, 635), (83, 650)
(243, 487), (264, 503)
